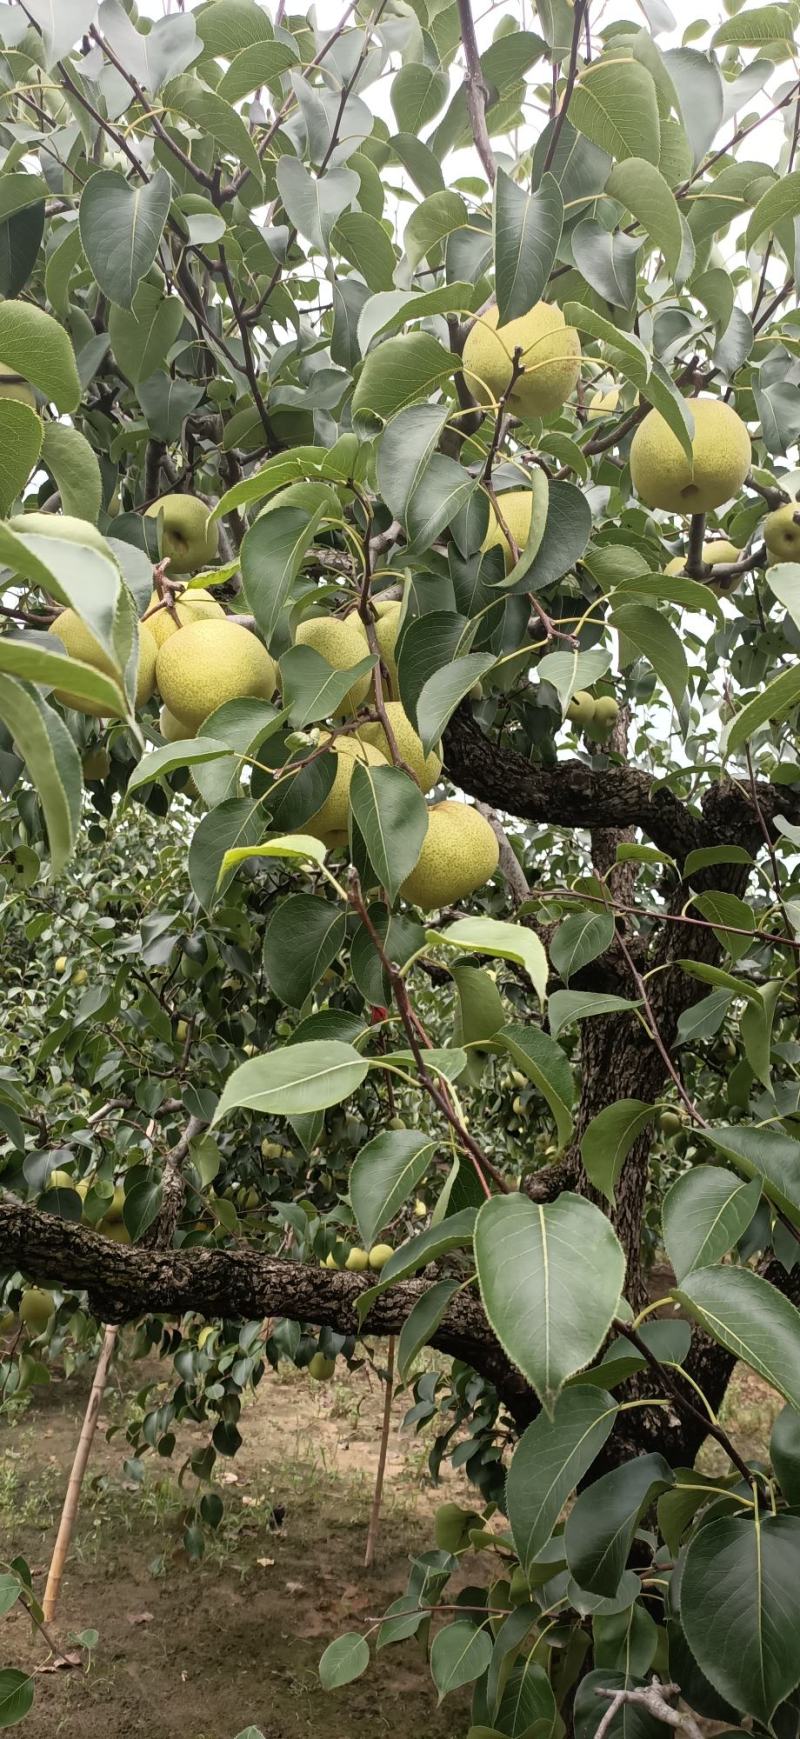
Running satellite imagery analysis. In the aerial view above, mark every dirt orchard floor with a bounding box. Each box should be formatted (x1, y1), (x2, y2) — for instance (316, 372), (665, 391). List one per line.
(0, 1348), (778, 1739)
(2, 1350), (473, 1739)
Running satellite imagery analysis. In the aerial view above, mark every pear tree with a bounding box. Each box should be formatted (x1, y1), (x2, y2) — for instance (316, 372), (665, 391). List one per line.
(2, 0), (800, 1733)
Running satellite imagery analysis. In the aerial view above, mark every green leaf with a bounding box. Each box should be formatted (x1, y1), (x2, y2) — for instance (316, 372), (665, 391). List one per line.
(682, 1515), (800, 1725)
(0, 1575), (21, 1619)
(683, 845), (752, 877)
(278, 645), (375, 728)
(127, 736), (236, 796)
(350, 1131), (436, 1248)
(494, 168), (563, 325)
(548, 990), (640, 1042)
(701, 1123), (800, 1229)
(215, 1040), (369, 1122)
(550, 909), (615, 982)
(349, 761), (428, 905)
(404, 191), (468, 270)
(0, 1669), (33, 1729)
(358, 283), (477, 354)
(662, 1166), (761, 1283)
(519, 481), (592, 594)
(771, 1405), (800, 1505)
(360, 1208), (477, 1302)
(0, 678), (81, 875)
(638, 360), (695, 462)
(108, 281), (184, 385)
(562, 302), (651, 387)
(538, 647), (613, 715)
(565, 1454), (673, 1596)
(18, 0), (96, 64)
(474, 1193), (626, 1412)
(677, 1264), (800, 1409)
(715, 4), (796, 46)
(122, 1178), (162, 1242)
(724, 660), (800, 753)
(318, 1632), (370, 1690)
(581, 1100), (656, 1205)
(241, 505), (326, 650)
(506, 1385), (618, 1575)
(40, 423), (102, 525)
(570, 58), (660, 166)
(415, 654), (495, 757)
(0, 299), (79, 412)
(746, 168), (800, 254)
(430, 1620), (492, 1703)
(217, 39), (298, 103)
(218, 832), (328, 885)
(212, 439), (361, 519)
(164, 75), (262, 181)
(0, 202), (45, 300)
(0, 399), (42, 514)
(264, 895), (346, 1008)
(493, 1024), (575, 1149)
(611, 602), (687, 710)
(691, 891), (754, 962)
(351, 332), (459, 436)
(433, 917), (548, 1006)
(391, 62), (449, 134)
(79, 168), (171, 310)
(332, 211), (396, 292)
(606, 157), (682, 276)
(397, 1278), (460, 1383)
(0, 636), (126, 718)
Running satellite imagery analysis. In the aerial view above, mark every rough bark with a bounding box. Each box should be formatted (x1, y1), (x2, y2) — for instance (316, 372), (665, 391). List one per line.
(0, 1200), (533, 1426)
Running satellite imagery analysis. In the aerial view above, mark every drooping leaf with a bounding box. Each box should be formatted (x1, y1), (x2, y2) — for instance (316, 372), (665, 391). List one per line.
(350, 1131), (436, 1249)
(40, 423), (102, 525)
(474, 1192), (626, 1412)
(0, 299), (80, 411)
(397, 1279), (460, 1382)
(506, 1385), (618, 1573)
(79, 169), (172, 310)
(677, 1264), (800, 1409)
(581, 1100), (657, 1204)
(682, 1515), (800, 1725)
(433, 917), (548, 1006)
(662, 1166), (761, 1282)
(430, 1620), (493, 1702)
(318, 1632), (370, 1690)
(565, 1454), (674, 1596)
(493, 168), (563, 325)
(492, 1024), (575, 1150)
(0, 678), (81, 876)
(264, 895), (347, 1008)
(0, 400), (42, 513)
(349, 761), (428, 905)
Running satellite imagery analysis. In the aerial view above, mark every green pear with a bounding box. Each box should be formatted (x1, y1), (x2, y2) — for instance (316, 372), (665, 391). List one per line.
(145, 494), (219, 575)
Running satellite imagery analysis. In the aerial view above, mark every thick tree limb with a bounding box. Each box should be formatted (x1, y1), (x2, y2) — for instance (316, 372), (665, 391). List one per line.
(0, 1200), (532, 1425)
(444, 707), (706, 858)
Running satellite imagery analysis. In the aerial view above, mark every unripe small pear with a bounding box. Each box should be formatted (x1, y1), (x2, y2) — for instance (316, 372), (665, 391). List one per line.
(345, 1247), (369, 1271)
(308, 1352), (335, 1382)
(368, 1243), (393, 1270)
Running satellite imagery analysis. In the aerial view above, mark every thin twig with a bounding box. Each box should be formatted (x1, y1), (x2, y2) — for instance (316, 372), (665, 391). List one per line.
(541, 0), (587, 175)
(456, 0), (497, 185)
(364, 1336), (395, 1568)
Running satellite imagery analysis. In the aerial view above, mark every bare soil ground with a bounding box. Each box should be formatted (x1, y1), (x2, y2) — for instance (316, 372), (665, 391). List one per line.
(0, 1350), (777, 1739)
(1, 1354), (465, 1739)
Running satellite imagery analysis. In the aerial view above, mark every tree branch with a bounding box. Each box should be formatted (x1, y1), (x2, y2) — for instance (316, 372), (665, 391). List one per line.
(456, 0), (497, 185)
(0, 1200), (532, 1424)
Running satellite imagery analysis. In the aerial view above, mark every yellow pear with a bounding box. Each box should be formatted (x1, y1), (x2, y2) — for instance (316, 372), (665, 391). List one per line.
(159, 704), (193, 742)
(293, 614), (372, 715)
(373, 599), (402, 697)
(400, 801), (499, 911)
(345, 1247), (369, 1271)
(98, 1219), (130, 1242)
(9, 512), (112, 553)
(566, 690), (596, 727)
(463, 301), (581, 419)
(19, 1287), (54, 1333)
(482, 490), (538, 571)
(145, 588), (225, 649)
(358, 702), (442, 793)
(50, 610), (145, 717)
(48, 1168), (74, 1190)
(308, 1352), (336, 1381)
(137, 626), (157, 706)
(156, 619), (277, 733)
(630, 398), (751, 515)
(54, 955), (67, 974)
(666, 540), (741, 575)
(304, 735), (388, 840)
(765, 502), (800, 563)
(587, 386), (619, 419)
(0, 362), (35, 408)
(145, 493), (219, 574)
(0, 1308), (16, 1336)
(368, 1243), (394, 1270)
